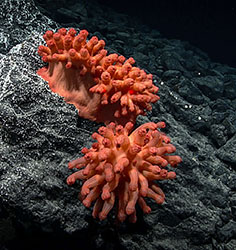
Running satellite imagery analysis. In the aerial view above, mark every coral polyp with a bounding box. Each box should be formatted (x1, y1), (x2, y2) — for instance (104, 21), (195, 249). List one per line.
(67, 121), (182, 222)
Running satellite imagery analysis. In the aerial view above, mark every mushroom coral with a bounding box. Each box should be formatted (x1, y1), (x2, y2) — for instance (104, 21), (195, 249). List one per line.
(37, 28), (159, 125)
(67, 121), (182, 222)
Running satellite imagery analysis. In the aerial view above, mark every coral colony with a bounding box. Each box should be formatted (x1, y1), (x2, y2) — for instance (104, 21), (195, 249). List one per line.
(37, 28), (159, 125)
(37, 28), (182, 222)
(66, 121), (181, 223)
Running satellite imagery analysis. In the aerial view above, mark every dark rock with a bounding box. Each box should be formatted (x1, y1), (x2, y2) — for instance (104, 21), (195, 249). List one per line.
(223, 76), (236, 99)
(209, 124), (227, 147)
(216, 221), (236, 242)
(160, 51), (185, 71)
(193, 76), (224, 100)
(216, 134), (236, 167)
(177, 78), (205, 105)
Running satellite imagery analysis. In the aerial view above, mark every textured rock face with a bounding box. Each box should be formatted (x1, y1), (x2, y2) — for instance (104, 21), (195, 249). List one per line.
(0, 0), (236, 249)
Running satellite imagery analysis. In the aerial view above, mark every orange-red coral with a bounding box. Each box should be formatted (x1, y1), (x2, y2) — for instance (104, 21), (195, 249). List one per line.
(37, 28), (159, 125)
(67, 121), (182, 222)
